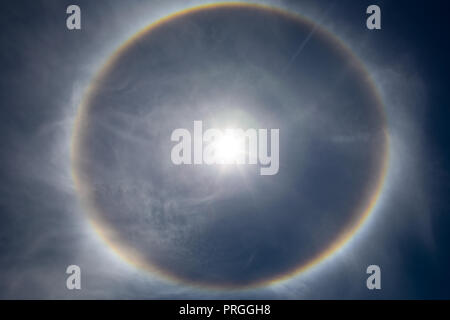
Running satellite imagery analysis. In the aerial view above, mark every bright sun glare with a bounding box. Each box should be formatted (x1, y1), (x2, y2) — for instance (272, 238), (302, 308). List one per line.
(212, 132), (244, 164)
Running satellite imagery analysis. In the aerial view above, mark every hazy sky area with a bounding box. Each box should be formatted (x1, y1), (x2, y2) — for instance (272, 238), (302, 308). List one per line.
(0, 0), (449, 299)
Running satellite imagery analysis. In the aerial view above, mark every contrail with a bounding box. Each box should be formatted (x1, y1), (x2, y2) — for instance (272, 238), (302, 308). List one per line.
(282, 1), (337, 73)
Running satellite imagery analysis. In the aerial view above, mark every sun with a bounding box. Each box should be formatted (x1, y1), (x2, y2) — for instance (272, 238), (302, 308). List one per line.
(212, 131), (245, 164)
